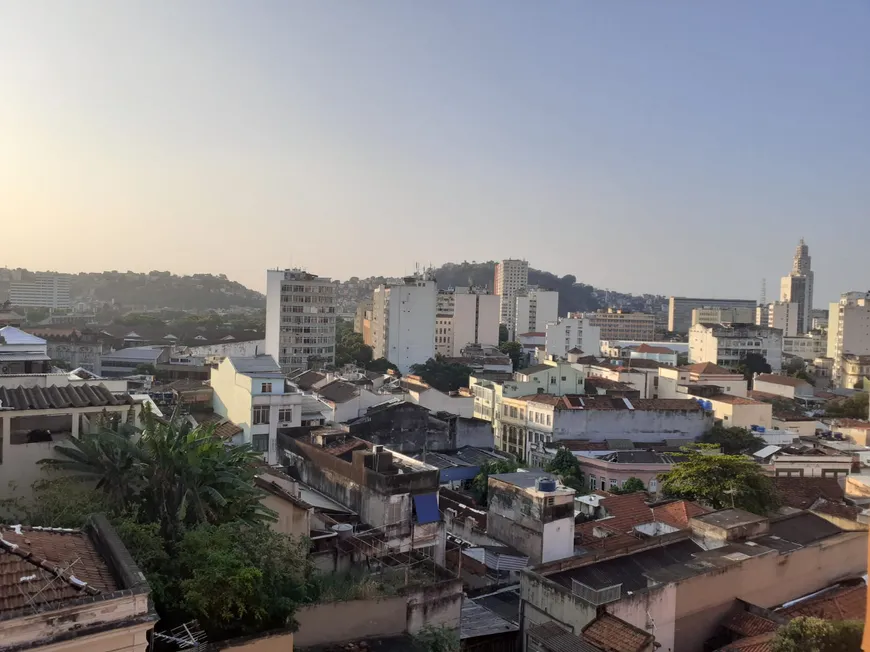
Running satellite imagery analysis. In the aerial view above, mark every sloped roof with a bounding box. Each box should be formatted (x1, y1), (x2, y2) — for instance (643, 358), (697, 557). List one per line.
(755, 374), (810, 388)
(635, 343), (676, 354)
(781, 583), (866, 620)
(317, 380), (359, 404)
(0, 384), (134, 410)
(773, 477), (844, 510)
(527, 621), (603, 652)
(0, 525), (116, 614)
(681, 362), (739, 375)
(293, 370), (327, 391)
(652, 500), (709, 529)
(582, 613), (654, 652)
(228, 356), (282, 375)
(0, 326), (46, 346)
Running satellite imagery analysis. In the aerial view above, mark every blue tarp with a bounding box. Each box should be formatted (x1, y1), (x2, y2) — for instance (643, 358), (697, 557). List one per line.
(413, 493), (440, 524)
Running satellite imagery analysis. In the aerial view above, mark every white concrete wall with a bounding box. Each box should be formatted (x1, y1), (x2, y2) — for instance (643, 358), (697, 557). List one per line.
(546, 318), (601, 358)
(551, 408), (711, 442)
(452, 293), (500, 356)
(541, 518), (574, 563)
(264, 270), (282, 366)
(381, 281), (436, 374)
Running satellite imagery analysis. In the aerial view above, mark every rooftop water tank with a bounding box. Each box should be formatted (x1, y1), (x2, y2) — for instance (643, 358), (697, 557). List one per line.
(535, 477), (557, 492)
(331, 523), (353, 539)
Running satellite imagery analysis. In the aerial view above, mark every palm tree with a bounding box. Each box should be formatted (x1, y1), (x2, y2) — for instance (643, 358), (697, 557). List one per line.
(40, 419), (143, 509)
(42, 406), (272, 541)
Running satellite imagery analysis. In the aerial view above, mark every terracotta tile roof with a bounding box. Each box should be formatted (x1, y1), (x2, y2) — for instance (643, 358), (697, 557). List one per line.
(810, 498), (861, 521)
(527, 621), (603, 652)
(782, 583), (866, 620)
(755, 374), (811, 388)
(747, 390), (782, 401)
(652, 500), (709, 529)
(582, 613), (654, 652)
(723, 611), (779, 637)
(635, 343), (676, 354)
(584, 378), (635, 391)
(774, 477), (844, 510)
(518, 393), (564, 406)
(317, 380), (360, 404)
(681, 362), (740, 375)
(0, 384), (134, 410)
(631, 398), (703, 411)
(0, 526), (117, 614)
(716, 632), (775, 652)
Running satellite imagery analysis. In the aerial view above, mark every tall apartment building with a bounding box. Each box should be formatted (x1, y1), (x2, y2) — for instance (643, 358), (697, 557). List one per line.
(9, 274), (71, 309)
(692, 306), (755, 326)
(371, 276), (437, 374)
(668, 297), (757, 333)
(827, 291), (870, 387)
(780, 238), (814, 334)
(494, 259), (529, 332)
(689, 323), (783, 372)
(265, 269), (337, 373)
(755, 301), (799, 337)
(573, 309), (656, 341)
(435, 287), (500, 357)
(515, 288), (559, 338)
(545, 317), (601, 358)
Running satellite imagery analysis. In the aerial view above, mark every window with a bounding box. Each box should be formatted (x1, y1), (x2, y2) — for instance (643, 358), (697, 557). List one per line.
(610, 479), (619, 489)
(600, 476), (606, 490)
(252, 434), (269, 452)
(546, 414), (551, 426)
(589, 476), (597, 490)
(278, 408), (293, 422)
(253, 406), (270, 425)
(648, 479), (658, 492)
(561, 376), (566, 381)
(550, 377), (556, 385)
(261, 382), (272, 393)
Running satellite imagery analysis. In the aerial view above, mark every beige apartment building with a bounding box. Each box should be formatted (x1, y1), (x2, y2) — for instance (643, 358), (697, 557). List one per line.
(571, 309), (656, 341)
(494, 258), (529, 332)
(828, 291), (870, 387)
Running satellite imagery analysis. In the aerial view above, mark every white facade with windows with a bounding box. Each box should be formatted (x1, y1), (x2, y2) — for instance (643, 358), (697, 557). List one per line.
(515, 288), (559, 340)
(210, 356), (301, 465)
(828, 291), (870, 387)
(371, 277), (437, 374)
(9, 274), (71, 309)
(265, 269), (337, 372)
(545, 317), (601, 358)
(435, 288), (499, 357)
(494, 259), (529, 330)
(689, 323), (783, 372)
(756, 301), (798, 337)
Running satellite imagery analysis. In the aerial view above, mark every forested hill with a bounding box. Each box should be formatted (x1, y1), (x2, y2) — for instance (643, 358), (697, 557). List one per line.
(431, 261), (603, 315)
(1, 270), (265, 311)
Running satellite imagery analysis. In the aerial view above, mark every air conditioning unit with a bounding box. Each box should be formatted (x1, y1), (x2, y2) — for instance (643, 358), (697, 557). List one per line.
(280, 422), (293, 428)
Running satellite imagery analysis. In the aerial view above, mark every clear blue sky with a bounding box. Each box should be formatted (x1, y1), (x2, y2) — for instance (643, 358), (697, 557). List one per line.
(1, 1), (867, 306)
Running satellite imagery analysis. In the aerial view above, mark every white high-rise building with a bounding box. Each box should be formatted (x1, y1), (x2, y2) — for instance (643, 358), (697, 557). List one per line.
(265, 269), (337, 372)
(494, 259), (529, 334)
(372, 276), (437, 374)
(780, 239), (814, 334)
(755, 301), (799, 337)
(435, 288), (500, 357)
(545, 317), (601, 358)
(515, 288), (559, 338)
(828, 291), (870, 387)
(9, 274), (71, 309)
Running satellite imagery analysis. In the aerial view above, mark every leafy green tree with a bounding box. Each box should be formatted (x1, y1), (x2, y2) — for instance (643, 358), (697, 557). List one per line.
(825, 392), (869, 419)
(51, 358), (72, 371)
(738, 353), (772, 383)
(0, 476), (114, 529)
(546, 448), (581, 477)
(413, 625), (460, 652)
(499, 340), (523, 370)
(366, 357), (399, 374)
(498, 324), (509, 344)
(771, 617), (863, 652)
(410, 355), (473, 392)
(42, 410), (270, 541)
(659, 451), (780, 514)
(616, 477), (646, 494)
(699, 424), (766, 454)
(334, 318), (374, 367)
(472, 460), (518, 504)
(175, 522), (311, 638)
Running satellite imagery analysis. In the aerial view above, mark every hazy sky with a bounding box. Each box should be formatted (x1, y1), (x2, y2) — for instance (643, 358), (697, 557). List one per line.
(1, 1), (867, 304)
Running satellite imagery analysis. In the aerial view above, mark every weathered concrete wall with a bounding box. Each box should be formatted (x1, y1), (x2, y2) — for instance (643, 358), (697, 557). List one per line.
(671, 531), (867, 652)
(553, 407), (711, 441)
(293, 578), (462, 648)
(609, 584), (678, 652)
(520, 571), (597, 636)
(294, 597), (407, 647)
(489, 511), (542, 565)
(217, 631), (294, 652)
(454, 417), (495, 449)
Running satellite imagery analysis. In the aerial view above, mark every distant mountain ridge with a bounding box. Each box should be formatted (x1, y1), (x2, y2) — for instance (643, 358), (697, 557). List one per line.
(0, 269), (265, 311)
